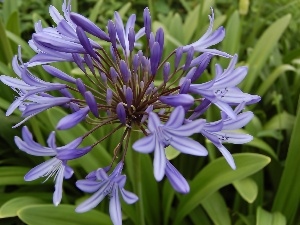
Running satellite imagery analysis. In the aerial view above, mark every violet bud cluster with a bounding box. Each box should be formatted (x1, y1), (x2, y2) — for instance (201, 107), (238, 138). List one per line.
(0, 1), (260, 225)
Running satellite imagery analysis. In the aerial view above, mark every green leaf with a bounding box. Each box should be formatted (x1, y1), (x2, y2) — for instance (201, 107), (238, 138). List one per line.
(201, 191), (231, 225)
(6, 11), (20, 36)
(173, 153), (271, 224)
(0, 197), (44, 218)
(89, 0), (103, 23)
(0, 19), (14, 64)
(264, 111), (295, 131)
(165, 145), (180, 160)
(246, 137), (277, 159)
(233, 178), (258, 203)
(257, 64), (295, 97)
(46, 108), (111, 172)
(189, 206), (211, 225)
(219, 10), (240, 67)
(6, 30), (35, 58)
(18, 204), (112, 225)
(272, 95), (300, 224)
(32, 13), (49, 28)
(169, 13), (184, 43)
(183, 5), (200, 43)
(0, 62), (13, 77)
(256, 207), (286, 225)
(2, 0), (19, 24)
(0, 193), (52, 206)
(118, 2), (131, 18)
(242, 14), (291, 93)
(162, 181), (175, 225)
(51, 0), (63, 13)
(0, 167), (37, 185)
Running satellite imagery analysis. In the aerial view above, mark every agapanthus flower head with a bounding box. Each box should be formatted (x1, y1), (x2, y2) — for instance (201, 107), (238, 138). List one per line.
(1, 2), (260, 225)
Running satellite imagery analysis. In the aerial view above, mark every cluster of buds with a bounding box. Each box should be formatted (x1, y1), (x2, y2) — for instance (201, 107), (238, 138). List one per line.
(0, 1), (260, 224)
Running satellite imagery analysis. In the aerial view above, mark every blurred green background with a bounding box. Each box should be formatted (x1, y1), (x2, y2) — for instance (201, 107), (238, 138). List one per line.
(0, 0), (299, 224)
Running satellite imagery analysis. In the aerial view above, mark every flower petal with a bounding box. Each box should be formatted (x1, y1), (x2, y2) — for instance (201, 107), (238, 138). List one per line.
(58, 136), (83, 150)
(53, 166), (65, 206)
(76, 179), (107, 193)
(57, 146), (92, 160)
(109, 184), (122, 225)
(120, 188), (138, 204)
(76, 26), (98, 59)
(33, 33), (86, 53)
(27, 53), (73, 67)
(217, 145), (236, 169)
(24, 157), (60, 181)
(75, 181), (110, 213)
(166, 119), (206, 136)
(217, 132), (253, 144)
(223, 112), (253, 130)
(56, 106), (89, 130)
(49, 5), (64, 24)
(165, 160), (190, 193)
(203, 120), (223, 132)
(159, 94), (194, 110)
(214, 101), (236, 119)
(0, 76), (36, 90)
(165, 106), (185, 128)
(47, 131), (56, 149)
(43, 65), (76, 83)
(70, 12), (110, 41)
(15, 136), (56, 156)
(213, 67), (248, 89)
(132, 134), (155, 153)
(170, 136), (208, 156)
(64, 165), (74, 179)
(153, 137), (166, 181)
(148, 112), (161, 132)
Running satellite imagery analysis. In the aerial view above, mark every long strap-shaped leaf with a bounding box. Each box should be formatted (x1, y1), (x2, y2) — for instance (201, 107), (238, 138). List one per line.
(272, 94), (300, 224)
(173, 153), (270, 224)
(241, 14), (291, 93)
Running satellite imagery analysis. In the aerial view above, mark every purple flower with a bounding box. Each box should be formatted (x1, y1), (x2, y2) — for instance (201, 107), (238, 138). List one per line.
(15, 126), (91, 205)
(0, 1), (260, 223)
(165, 160), (190, 193)
(27, 0), (101, 67)
(133, 106), (207, 181)
(200, 103), (254, 169)
(189, 55), (260, 119)
(0, 54), (71, 127)
(182, 8), (231, 58)
(76, 162), (138, 225)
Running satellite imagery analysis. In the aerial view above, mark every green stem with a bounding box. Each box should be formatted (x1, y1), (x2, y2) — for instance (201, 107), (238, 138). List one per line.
(133, 150), (146, 225)
(125, 131), (146, 225)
